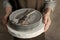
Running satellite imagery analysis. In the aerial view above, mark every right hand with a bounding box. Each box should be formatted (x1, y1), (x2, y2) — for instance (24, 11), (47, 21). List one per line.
(2, 6), (12, 31)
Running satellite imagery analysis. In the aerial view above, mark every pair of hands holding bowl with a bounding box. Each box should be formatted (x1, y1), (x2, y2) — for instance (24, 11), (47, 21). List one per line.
(2, 6), (51, 32)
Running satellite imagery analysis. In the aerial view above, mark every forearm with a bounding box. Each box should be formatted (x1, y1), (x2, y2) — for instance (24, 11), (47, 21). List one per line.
(3, 0), (12, 16)
(3, 0), (12, 8)
(43, 7), (52, 16)
(43, 0), (56, 15)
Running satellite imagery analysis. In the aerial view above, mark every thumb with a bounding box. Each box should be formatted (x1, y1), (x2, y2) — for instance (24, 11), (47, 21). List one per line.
(43, 15), (48, 24)
(44, 17), (51, 32)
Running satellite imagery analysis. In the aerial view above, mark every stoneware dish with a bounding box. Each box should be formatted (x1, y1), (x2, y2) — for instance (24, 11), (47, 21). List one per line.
(7, 8), (44, 39)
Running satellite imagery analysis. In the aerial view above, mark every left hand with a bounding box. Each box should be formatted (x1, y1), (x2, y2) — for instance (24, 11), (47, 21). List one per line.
(43, 13), (51, 32)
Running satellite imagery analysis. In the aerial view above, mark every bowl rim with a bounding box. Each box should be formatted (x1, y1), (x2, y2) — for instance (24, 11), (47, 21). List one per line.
(9, 8), (42, 26)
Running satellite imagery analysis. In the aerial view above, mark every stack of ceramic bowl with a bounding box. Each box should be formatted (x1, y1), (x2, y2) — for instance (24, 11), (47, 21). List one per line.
(7, 8), (44, 39)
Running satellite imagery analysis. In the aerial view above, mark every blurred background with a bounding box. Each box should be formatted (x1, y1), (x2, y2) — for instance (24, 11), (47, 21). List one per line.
(0, 0), (60, 40)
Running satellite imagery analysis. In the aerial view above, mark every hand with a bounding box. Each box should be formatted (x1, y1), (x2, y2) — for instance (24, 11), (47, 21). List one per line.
(43, 13), (51, 32)
(2, 6), (12, 31)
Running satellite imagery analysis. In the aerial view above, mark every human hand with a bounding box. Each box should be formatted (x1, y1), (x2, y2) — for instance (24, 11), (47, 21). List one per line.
(2, 6), (12, 31)
(43, 13), (51, 32)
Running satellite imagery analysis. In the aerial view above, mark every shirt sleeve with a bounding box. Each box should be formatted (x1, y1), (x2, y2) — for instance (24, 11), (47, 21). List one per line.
(44, 0), (56, 11)
(3, 0), (12, 8)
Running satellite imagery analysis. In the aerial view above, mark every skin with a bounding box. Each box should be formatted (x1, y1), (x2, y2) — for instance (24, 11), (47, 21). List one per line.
(2, 6), (52, 32)
(43, 8), (52, 32)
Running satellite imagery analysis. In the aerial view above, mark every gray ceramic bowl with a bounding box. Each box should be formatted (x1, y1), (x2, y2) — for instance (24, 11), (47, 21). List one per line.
(8, 8), (43, 31)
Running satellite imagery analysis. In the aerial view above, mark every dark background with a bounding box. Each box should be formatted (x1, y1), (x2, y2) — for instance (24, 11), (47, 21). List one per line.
(0, 0), (60, 40)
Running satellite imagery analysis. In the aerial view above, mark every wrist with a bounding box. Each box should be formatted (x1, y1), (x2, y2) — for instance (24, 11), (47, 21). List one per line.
(43, 8), (52, 16)
(43, 12), (50, 16)
(5, 6), (12, 15)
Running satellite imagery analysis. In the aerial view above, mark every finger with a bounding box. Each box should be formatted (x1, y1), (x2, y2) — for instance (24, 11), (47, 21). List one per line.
(3, 16), (8, 25)
(45, 17), (48, 27)
(2, 17), (8, 32)
(44, 17), (51, 32)
(45, 18), (51, 32)
(43, 15), (47, 24)
(4, 16), (7, 25)
(46, 17), (51, 27)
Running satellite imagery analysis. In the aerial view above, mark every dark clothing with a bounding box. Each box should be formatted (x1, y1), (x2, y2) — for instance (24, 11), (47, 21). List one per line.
(8, 0), (45, 13)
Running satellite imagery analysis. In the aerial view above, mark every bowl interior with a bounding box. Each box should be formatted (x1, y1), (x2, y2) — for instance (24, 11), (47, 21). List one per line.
(9, 8), (42, 26)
